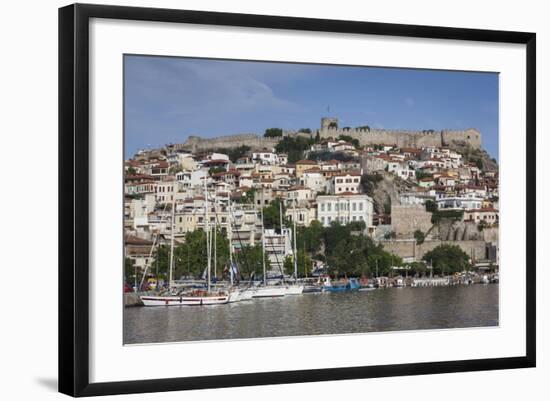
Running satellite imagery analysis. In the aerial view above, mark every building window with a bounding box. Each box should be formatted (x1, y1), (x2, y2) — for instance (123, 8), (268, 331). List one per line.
(321, 203), (325, 212)
(359, 203), (363, 211)
(352, 203), (356, 211)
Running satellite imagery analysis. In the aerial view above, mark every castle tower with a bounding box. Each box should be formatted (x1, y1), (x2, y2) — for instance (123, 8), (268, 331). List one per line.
(321, 117), (339, 131)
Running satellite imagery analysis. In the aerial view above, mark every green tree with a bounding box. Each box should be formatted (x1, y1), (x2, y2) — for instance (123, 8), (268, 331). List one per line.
(262, 198), (288, 230)
(275, 136), (315, 163)
(234, 244), (266, 279)
(415, 170), (432, 180)
(337, 134), (360, 148)
(208, 166), (226, 176)
(477, 220), (488, 231)
(406, 261), (427, 276)
(414, 229), (425, 245)
(296, 220), (324, 253)
(264, 128), (283, 137)
(298, 128), (312, 134)
(422, 244), (471, 275)
(425, 199), (437, 213)
(283, 249), (312, 278)
(124, 257), (136, 285)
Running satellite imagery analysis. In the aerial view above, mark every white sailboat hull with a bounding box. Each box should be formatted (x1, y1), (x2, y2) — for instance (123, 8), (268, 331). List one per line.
(251, 286), (287, 298)
(285, 284), (304, 295)
(140, 294), (229, 306)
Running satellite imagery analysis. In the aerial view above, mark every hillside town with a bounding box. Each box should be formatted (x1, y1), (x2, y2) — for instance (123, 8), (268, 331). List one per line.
(124, 117), (499, 286)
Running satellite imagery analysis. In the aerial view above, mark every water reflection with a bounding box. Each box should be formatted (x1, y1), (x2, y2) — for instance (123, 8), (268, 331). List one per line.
(124, 285), (498, 344)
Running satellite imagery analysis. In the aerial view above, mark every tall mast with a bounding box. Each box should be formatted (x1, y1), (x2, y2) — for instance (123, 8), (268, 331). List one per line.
(214, 193), (217, 280)
(261, 192), (266, 286)
(228, 192), (234, 285)
(169, 181), (176, 288)
(205, 177), (211, 292)
(293, 199), (298, 280)
(279, 200), (285, 275)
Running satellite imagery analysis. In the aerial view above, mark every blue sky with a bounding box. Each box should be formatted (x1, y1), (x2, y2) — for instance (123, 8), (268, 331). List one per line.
(124, 55), (499, 160)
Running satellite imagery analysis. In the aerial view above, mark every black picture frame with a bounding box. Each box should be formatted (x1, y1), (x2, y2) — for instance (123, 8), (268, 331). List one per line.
(59, 3), (536, 397)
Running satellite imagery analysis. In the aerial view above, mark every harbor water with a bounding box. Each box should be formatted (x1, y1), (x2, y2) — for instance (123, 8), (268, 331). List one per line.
(124, 284), (498, 344)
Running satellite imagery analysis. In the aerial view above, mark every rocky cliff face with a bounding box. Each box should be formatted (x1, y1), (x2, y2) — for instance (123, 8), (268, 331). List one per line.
(432, 220), (499, 242)
(435, 220), (483, 241)
(449, 143), (499, 172)
(363, 171), (416, 214)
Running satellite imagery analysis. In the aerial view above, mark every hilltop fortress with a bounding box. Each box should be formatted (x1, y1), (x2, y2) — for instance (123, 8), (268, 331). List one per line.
(178, 117), (482, 152)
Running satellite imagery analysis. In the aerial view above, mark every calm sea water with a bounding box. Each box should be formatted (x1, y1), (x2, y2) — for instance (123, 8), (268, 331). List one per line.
(124, 284), (498, 344)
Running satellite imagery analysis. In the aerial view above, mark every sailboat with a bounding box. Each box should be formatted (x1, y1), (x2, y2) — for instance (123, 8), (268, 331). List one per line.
(140, 178), (229, 306)
(251, 196), (286, 298)
(285, 200), (304, 295)
(225, 193), (256, 302)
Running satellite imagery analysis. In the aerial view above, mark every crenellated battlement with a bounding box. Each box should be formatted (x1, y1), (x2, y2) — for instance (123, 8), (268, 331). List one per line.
(180, 133), (279, 152)
(177, 117), (482, 153)
(317, 117), (481, 149)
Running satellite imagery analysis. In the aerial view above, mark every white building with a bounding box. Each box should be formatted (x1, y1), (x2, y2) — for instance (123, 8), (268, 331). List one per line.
(285, 204), (317, 227)
(300, 170), (327, 193)
(175, 169), (208, 189)
(329, 172), (362, 195)
(437, 196), (483, 210)
(317, 194), (374, 227)
(155, 180), (177, 203)
(252, 151), (279, 165)
(387, 161), (416, 180)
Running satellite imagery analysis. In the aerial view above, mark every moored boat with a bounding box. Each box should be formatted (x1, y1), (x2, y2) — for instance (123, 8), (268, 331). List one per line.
(141, 291), (229, 306)
(320, 275), (361, 293)
(285, 284), (304, 295)
(252, 285), (287, 298)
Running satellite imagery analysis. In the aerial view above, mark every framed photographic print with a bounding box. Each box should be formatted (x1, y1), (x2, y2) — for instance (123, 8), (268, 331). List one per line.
(58, 3), (536, 397)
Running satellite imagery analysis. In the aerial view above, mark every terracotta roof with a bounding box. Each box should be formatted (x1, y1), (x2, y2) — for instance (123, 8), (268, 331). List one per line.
(152, 161), (169, 168)
(125, 235), (153, 245)
(296, 159), (317, 165)
(303, 167), (321, 173)
(125, 174), (156, 181)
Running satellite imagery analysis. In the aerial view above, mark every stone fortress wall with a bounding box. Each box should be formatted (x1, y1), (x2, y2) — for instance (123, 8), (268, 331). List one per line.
(180, 134), (280, 152)
(178, 117), (482, 152)
(317, 117), (482, 149)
